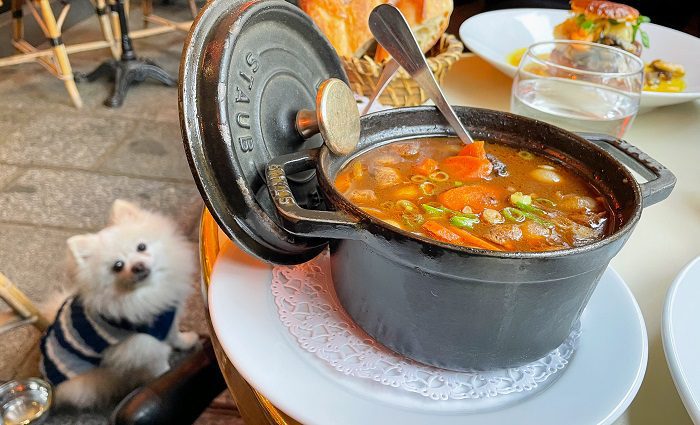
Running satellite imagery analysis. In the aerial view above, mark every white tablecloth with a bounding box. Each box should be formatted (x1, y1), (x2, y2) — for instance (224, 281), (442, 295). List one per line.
(442, 54), (700, 425)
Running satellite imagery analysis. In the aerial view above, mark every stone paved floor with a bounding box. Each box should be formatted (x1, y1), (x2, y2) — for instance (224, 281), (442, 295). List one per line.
(0, 4), (243, 424)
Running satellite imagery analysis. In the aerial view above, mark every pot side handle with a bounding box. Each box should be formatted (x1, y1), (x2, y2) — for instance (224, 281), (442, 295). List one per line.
(578, 133), (677, 208)
(266, 148), (361, 239)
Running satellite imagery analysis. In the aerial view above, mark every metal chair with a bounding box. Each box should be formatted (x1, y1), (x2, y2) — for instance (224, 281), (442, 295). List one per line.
(0, 272), (49, 336)
(0, 0), (119, 108)
(141, 0), (197, 32)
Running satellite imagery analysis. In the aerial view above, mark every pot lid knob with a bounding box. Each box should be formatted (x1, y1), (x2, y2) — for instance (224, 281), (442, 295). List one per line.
(295, 78), (360, 156)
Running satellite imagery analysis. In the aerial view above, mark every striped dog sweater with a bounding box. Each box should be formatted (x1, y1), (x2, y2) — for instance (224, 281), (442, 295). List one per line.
(40, 295), (176, 387)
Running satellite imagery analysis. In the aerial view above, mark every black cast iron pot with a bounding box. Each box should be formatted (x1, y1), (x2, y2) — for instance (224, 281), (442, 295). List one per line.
(266, 106), (675, 371)
(179, 0), (675, 371)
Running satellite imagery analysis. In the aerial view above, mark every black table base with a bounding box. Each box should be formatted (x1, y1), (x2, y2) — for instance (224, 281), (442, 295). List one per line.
(77, 0), (176, 107)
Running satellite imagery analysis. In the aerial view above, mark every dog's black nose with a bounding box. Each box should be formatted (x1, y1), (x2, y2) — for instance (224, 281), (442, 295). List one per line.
(131, 262), (151, 281)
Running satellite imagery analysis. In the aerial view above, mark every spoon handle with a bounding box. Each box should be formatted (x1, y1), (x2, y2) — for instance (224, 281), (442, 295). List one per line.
(368, 4), (474, 145)
(362, 58), (400, 115)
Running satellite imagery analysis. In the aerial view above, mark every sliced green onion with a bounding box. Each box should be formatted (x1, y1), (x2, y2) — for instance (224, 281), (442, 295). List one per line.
(461, 212), (480, 221)
(421, 204), (445, 217)
(428, 171), (449, 182)
(522, 211), (554, 228)
(515, 201), (545, 215)
(503, 207), (526, 222)
(396, 200), (417, 213)
(380, 201), (395, 210)
(510, 192), (532, 206)
(454, 181), (464, 187)
(517, 150), (534, 160)
(420, 181), (436, 195)
(402, 213), (425, 228)
(450, 215), (479, 229)
(535, 197), (556, 207)
(410, 175), (427, 183)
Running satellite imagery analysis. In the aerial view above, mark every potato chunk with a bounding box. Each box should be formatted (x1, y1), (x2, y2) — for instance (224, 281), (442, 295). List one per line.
(483, 224), (522, 246)
(347, 189), (377, 204)
(372, 166), (402, 189)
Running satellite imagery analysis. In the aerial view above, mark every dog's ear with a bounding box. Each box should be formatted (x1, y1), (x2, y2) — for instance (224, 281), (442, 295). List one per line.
(67, 234), (99, 265)
(110, 199), (144, 224)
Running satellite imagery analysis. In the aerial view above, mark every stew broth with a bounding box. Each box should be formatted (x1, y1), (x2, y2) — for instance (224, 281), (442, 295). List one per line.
(335, 137), (611, 252)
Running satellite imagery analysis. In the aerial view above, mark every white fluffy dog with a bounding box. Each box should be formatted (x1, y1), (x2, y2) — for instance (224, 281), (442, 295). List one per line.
(39, 200), (198, 408)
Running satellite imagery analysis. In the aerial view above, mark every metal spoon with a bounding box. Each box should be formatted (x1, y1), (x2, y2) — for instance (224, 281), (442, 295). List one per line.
(368, 4), (474, 145)
(361, 58), (399, 115)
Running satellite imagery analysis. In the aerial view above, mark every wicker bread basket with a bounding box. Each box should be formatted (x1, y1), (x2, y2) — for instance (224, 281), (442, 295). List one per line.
(342, 33), (464, 108)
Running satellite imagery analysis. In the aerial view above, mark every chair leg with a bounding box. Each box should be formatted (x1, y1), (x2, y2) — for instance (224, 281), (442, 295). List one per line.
(188, 0), (197, 19)
(141, 0), (152, 27)
(94, 0), (119, 58)
(109, 0), (121, 43)
(11, 0), (25, 44)
(37, 0), (83, 108)
(0, 274), (50, 332)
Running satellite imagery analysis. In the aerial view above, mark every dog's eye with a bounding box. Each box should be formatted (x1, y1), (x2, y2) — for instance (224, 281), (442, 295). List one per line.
(137, 243), (147, 252)
(112, 260), (125, 272)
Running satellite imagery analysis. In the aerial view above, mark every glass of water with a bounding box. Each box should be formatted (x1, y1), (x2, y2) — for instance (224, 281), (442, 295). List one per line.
(511, 40), (644, 138)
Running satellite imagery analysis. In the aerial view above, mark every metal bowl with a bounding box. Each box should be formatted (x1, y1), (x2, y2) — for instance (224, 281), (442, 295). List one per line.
(0, 378), (52, 425)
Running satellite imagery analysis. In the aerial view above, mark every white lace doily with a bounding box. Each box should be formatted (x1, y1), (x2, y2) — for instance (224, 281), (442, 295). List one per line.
(271, 251), (581, 402)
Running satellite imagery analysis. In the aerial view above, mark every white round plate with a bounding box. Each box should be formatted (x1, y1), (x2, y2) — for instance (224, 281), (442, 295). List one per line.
(459, 8), (700, 110)
(209, 242), (648, 425)
(663, 256), (700, 424)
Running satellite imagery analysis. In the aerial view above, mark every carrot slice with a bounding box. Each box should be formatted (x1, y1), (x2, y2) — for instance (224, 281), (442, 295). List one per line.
(391, 184), (420, 200)
(449, 226), (504, 251)
(413, 158), (439, 176)
(458, 140), (487, 159)
(441, 156), (493, 180)
(335, 174), (351, 193)
(437, 185), (505, 212)
(422, 220), (461, 243)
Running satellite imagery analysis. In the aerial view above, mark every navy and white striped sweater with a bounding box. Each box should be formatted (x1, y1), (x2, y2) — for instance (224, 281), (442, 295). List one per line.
(40, 295), (176, 387)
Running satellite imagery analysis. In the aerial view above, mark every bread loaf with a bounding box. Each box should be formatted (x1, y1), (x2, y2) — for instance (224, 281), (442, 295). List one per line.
(300, 0), (453, 60)
(299, 0), (384, 58)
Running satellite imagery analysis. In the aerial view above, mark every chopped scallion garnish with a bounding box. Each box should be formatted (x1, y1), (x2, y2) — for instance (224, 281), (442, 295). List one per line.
(517, 151), (534, 160)
(420, 181), (436, 195)
(515, 201), (545, 215)
(421, 204), (445, 217)
(428, 171), (449, 182)
(510, 192), (532, 206)
(522, 211), (555, 228)
(502, 207), (526, 223)
(450, 215), (480, 229)
(396, 200), (417, 213)
(535, 198), (556, 207)
(402, 213), (425, 227)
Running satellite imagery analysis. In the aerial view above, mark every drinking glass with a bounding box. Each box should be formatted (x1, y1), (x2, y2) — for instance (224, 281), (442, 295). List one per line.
(511, 40), (644, 138)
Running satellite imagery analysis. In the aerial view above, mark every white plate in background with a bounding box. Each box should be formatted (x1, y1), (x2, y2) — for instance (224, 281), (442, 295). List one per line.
(663, 256), (700, 424)
(459, 8), (700, 110)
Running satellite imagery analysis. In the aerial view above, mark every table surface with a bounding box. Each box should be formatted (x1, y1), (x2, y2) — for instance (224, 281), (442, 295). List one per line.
(441, 55), (700, 425)
(207, 54), (700, 424)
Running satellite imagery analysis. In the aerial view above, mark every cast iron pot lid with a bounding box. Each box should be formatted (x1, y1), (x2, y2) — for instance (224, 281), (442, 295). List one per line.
(180, 0), (347, 264)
